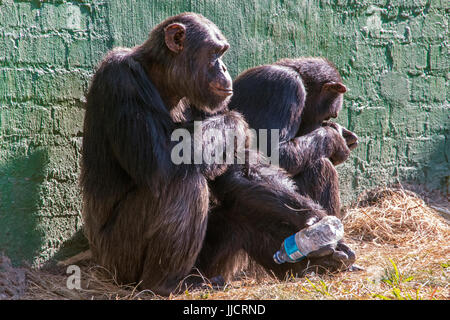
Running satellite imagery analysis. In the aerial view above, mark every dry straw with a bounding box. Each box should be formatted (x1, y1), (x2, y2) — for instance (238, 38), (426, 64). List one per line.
(343, 187), (449, 246)
(1, 187), (449, 300)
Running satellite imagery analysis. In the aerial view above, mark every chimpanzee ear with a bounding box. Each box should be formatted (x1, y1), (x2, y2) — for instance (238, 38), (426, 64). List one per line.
(164, 23), (186, 53)
(322, 82), (347, 94)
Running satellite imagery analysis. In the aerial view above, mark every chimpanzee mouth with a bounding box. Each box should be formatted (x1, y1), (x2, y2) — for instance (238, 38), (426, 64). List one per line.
(348, 141), (358, 150)
(211, 85), (233, 96)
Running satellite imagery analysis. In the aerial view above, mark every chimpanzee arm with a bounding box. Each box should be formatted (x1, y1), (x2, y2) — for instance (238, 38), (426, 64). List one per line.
(91, 52), (243, 187)
(207, 155), (356, 275)
(175, 110), (249, 180)
(322, 121), (359, 151)
(210, 159), (326, 229)
(85, 50), (175, 189)
(278, 126), (350, 176)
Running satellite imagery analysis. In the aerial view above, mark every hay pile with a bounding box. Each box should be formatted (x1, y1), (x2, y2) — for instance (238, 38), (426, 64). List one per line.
(343, 187), (449, 246)
(23, 264), (156, 300)
(1, 187), (449, 300)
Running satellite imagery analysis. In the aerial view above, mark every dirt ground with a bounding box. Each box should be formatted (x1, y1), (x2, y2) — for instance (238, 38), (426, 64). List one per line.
(1, 186), (448, 300)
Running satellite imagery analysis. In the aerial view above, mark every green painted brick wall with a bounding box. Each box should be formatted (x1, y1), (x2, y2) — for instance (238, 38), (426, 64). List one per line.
(0, 0), (448, 266)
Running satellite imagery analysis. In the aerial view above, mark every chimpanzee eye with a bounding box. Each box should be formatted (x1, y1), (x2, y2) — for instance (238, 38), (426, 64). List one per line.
(207, 50), (216, 61)
(209, 56), (217, 68)
(208, 52), (220, 68)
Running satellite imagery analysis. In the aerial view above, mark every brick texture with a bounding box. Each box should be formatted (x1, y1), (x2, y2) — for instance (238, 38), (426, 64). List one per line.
(0, 0), (448, 266)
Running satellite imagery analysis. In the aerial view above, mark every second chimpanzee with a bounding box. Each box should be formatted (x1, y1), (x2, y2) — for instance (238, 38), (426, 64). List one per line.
(229, 57), (358, 217)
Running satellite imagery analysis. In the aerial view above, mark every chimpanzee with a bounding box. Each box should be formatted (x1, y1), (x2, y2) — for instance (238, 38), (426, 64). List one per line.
(229, 57), (358, 217)
(81, 14), (355, 296)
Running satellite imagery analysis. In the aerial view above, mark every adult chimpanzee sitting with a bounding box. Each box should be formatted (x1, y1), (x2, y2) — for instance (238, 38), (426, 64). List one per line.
(80, 13), (355, 296)
(229, 58), (359, 218)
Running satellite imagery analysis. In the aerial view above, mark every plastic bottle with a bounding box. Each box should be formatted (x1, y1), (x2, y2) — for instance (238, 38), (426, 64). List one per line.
(273, 215), (344, 264)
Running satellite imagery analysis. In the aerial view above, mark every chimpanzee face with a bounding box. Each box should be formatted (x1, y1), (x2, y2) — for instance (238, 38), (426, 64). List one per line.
(205, 41), (232, 99)
(164, 19), (232, 112)
(195, 37), (232, 111)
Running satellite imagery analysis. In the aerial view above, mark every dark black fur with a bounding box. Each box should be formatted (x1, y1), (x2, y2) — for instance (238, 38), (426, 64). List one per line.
(229, 57), (358, 217)
(81, 15), (355, 296)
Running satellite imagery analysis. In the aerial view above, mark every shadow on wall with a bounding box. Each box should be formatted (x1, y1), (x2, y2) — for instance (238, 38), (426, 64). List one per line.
(0, 149), (49, 266)
(47, 228), (89, 268)
(427, 138), (448, 195)
(399, 129), (449, 195)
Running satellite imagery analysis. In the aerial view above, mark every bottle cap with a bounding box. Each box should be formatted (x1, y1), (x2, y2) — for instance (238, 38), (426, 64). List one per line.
(273, 251), (283, 264)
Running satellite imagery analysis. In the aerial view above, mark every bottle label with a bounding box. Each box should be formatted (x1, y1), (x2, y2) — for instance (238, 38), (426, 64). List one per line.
(284, 234), (306, 262)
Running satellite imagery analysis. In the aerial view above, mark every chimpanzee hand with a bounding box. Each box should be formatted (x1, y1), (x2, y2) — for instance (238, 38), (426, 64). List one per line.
(305, 240), (356, 273)
(341, 127), (358, 151)
(322, 125), (351, 165)
(322, 121), (358, 151)
(197, 110), (251, 180)
(224, 110), (252, 147)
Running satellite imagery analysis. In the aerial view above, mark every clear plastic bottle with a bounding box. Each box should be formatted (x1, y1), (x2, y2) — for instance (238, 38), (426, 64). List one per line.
(273, 215), (344, 264)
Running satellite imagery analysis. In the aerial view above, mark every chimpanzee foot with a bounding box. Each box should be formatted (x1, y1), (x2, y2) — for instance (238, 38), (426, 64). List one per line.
(305, 240), (357, 274)
(178, 274), (226, 292)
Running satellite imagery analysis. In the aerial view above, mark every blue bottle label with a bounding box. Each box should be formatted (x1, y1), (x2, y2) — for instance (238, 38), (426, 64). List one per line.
(284, 234), (306, 262)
